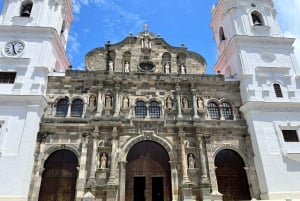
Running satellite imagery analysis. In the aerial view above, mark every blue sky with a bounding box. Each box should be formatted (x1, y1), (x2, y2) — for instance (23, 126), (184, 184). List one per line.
(0, 1), (299, 73)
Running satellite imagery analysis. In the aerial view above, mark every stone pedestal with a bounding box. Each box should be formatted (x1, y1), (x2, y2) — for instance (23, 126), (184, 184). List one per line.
(211, 191), (223, 201)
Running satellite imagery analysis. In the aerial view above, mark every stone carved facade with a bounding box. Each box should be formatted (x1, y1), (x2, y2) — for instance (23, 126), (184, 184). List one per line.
(28, 28), (259, 201)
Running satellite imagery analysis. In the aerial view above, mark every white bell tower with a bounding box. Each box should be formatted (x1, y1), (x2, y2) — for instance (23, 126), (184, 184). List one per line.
(0, 0), (73, 201)
(212, 0), (300, 200)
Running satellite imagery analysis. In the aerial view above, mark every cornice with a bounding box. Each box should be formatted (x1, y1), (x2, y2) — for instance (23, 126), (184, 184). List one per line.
(0, 95), (47, 109)
(240, 101), (300, 114)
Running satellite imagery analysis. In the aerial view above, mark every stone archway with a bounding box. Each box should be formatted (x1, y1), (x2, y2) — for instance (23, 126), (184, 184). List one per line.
(215, 149), (251, 201)
(38, 149), (78, 201)
(125, 140), (172, 201)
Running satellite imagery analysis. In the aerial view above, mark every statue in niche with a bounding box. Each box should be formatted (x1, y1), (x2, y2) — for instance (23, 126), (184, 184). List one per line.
(197, 97), (204, 110)
(165, 63), (170, 74)
(122, 96), (129, 108)
(188, 153), (195, 169)
(108, 60), (114, 73)
(124, 61), (130, 72)
(180, 64), (186, 74)
(182, 97), (189, 109)
(87, 94), (97, 112)
(166, 97), (173, 109)
(105, 95), (112, 108)
(99, 153), (107, 169)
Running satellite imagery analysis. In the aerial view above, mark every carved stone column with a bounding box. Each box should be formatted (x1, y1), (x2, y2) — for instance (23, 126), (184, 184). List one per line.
(197, 134), (209, 183)
(86, 128), (99, 194)
(113, 84), (120, 117)
(176, 85), (183, 118)
(66, 102), (72, 117)
(169, 161), (179, 201)
(108, 127), (118, 184)
(96, 91), (103, 116)
(76, 133), (89, 200)
(179, 129), (189, 184)
(192, 89), (199, 119)
(118, 161), (127, 201)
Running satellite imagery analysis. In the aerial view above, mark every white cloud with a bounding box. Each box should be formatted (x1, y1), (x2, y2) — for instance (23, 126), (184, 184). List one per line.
(274, 0), (300, 62)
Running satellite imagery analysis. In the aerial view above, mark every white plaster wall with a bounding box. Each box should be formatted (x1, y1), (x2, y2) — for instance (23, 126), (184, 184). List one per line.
(0, 102), (45, 201)
(244, 109), (300, 199)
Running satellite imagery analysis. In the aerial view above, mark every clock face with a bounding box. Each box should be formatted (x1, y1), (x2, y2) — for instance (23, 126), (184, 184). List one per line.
(3, 41), (25, 57)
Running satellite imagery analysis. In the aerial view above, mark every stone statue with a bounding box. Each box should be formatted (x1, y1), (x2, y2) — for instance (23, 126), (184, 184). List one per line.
(165, 63), (170, 74)
(108, 60), (114, 72)
(122, 96), (129, 108)
(197, 97), (204, 110)
(166, 97), (173, 109)
(89, 95), (96, 107)
(87, 94), (97, 112)
(124, 61), (130, 72)
(180, 64), (186, 74)
(188, 153), (195, 169)
(182, 97), (189, 109)
(105, 95), (112, 108)
(99, 153), (107, 169)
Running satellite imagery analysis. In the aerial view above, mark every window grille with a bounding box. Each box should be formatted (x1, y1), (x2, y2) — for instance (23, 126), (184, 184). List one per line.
(56, 99), (68, 117)
(0, 72), (16, 84)
(208, 102), (220, 119)
(135, 101), (147, 118)
(221, 102), (233, 120)
(71, 99), (83, 117)
(149, 101), (160, 118)
(273, 84), (283, 97)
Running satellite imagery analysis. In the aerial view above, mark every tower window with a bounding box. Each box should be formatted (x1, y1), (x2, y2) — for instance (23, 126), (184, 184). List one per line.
(273, 84), (283, 97)
(282, 130), (299, 142)
(208, 102), (220, 119)
(20, 0), (33, 17)
(56, 98), (69, 117)
(71, 99), (83, 117)
(149, 101), (160, 118)
(0, 72), (16, 84)
(221, 102), (233, 120)
(135, 101), (147, 118)
(219, 27), (226, 41)
(251, 11), (264, 26)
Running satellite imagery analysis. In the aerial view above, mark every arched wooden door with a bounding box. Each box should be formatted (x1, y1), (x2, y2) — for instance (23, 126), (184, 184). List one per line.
(215, 149), (251, 201)
(126, 141), (172, 201)
(38, 150), (78, 201)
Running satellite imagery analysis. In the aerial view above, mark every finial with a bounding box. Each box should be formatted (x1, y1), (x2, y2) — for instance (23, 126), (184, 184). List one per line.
(143, 24), (149, 32)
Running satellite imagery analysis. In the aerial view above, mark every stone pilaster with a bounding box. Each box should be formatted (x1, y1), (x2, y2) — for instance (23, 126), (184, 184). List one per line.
(118, 161), (127, 201)
(76, 134), (89, 201)
(179, 129), (189, 184)
(113, 83), (120, 117)
(108, 127), (118, 184)
(86, 128), (99, 194)
(176, 85), (182, 118)
(197, 134), (209, 183)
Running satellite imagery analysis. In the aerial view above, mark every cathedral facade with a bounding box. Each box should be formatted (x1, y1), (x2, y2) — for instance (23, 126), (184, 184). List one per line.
(1, 0), (300, 201)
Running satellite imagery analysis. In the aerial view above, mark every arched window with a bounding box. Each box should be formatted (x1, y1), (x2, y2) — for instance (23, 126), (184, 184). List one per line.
(207, 102), (220, 119)
(251, 11), (264, 26)
(56, 98), (69, 117)
(149, 101), (160, 118)
(20, 0), (33, 17)
(219, 27), (226, 41)
(38, 150), (78, 201)
(135, 101), (147, 118)
(71, 99), (83, 117)
(273, 83), (283, 97)
(221, 102), (233, 120)
(215, 149), (251, 201)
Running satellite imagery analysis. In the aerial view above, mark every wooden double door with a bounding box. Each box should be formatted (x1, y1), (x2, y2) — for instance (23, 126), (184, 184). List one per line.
(125, 141), (172, 201)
